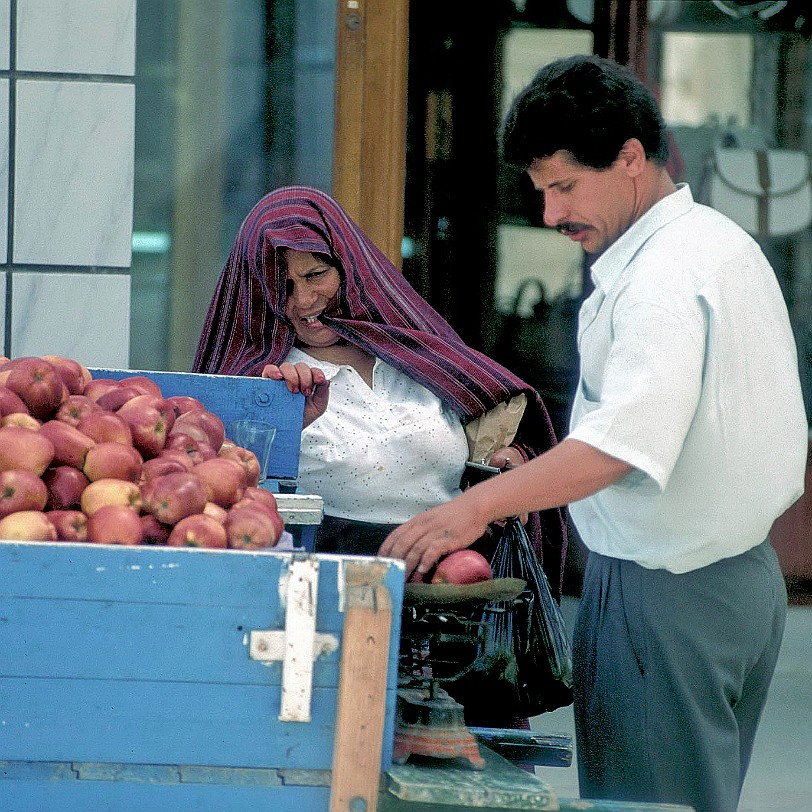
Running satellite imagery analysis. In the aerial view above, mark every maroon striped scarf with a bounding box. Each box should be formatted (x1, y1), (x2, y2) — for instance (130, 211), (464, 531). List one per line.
(193, 186), (568, 597)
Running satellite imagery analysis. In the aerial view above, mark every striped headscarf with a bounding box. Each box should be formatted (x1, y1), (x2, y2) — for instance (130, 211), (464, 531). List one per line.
(193, 186), (568, 596)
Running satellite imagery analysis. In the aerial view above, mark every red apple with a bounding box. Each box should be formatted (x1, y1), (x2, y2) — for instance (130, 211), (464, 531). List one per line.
(139, 478), (157, 514)
(41, 355), (86, 395)
(1, 412), (41, 430)
(82, 441), (143, 483)
(225, 504), (282, 550)
(95, 385), (143, 412)
(192, 457), (246, 507)
(86, 504), (143, 545)
(39, 420), (95, 469)
(140, 455), (189, 483)
(218, 444), (261, 488)
(167, 395), (206, 417)
(76, 410), (133, 446)
(171, 410), (225, 453)
(80, 478), (142, 516)
(55, 394), (102, 427)
(0, 425), (55, 475)
(48, 509), (88, 542)
(241, 486), (278, 512)
(118, 375), (163, 398)
(42, 465), (90, 510)
(3, 357), (65, 419)
(85, 378), (125, 402)
(168, 513), (228, 549)
(0, 510), (57, 541)
(140, 513), (172, 545)
(155, 448), (194, 471)
(0, 469), (49, 517)
(430, 550), (493, 585)
(203, 501), (228, 524)
(117, 394), (175, 458)
(165, 432), (217, 464)
(146, 471), (208, 525)
(0, 386), (28, 417)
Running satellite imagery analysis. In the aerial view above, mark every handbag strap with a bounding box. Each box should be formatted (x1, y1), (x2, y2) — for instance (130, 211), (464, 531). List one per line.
(511, 278), (547, 318)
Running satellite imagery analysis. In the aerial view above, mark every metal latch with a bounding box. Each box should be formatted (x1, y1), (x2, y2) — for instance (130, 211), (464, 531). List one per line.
(249, 556), (338, 723)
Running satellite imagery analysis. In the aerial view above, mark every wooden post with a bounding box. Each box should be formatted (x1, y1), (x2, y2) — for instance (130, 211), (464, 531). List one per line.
(333, 0), (409, 268)
(330, 560), (393, 812)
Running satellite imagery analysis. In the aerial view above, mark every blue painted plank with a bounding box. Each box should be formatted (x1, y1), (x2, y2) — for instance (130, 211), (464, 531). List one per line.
(88, 368), (304, 481)
(0, 679), (376, 769)
(0, 596), (343, 686)
(0, 779), (330, 812)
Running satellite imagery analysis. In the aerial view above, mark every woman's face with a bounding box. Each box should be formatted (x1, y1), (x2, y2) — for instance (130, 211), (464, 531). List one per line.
(283, 249), (343, 348)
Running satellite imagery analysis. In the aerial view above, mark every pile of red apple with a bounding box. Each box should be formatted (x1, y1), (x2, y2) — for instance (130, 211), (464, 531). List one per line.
(0, 354), (284, 549)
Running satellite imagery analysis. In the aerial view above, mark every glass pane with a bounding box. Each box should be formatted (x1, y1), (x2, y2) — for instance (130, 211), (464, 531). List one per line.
(131, 0), (337, 372)
(660, 32), (753, 127)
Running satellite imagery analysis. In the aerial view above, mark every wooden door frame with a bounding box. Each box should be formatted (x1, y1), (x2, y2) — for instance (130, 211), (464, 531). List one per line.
(332, 0), (409, 268)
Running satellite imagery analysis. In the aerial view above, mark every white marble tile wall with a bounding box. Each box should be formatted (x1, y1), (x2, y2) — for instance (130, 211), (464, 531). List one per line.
(0, 0), (9, 71)
(0, 271), (6, 357)
(2, 0), (136, 367)
(10, 272), (130, 367)
(13, 80), (135, 267)
(16, 0), (136, 76)
(0, 78), (8, 265)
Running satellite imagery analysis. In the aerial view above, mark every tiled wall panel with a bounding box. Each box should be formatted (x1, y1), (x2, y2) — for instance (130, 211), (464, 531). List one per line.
(13, 79), (134, 267)
(10, 272), (130, 366)
(0, 78), (7, 264)
(0, 0), (9, 71)
(0, 271), (5, 357)
(3, 0), (136, 365)
(16, 0), (136, 76)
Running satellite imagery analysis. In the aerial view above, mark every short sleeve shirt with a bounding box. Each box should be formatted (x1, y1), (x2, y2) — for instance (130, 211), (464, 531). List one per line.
(567, 184), (808, 573)
(288, 347), (470, 523)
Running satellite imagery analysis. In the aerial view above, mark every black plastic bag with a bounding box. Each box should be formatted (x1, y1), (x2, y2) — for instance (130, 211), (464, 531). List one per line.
(447, 517), (573, 721)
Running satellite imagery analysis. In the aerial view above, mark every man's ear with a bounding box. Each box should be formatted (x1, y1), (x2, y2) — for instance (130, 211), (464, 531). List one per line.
(617, 138), (647, 177)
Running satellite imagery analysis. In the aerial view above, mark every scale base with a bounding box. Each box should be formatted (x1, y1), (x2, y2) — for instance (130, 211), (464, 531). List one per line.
(392, 685), (485, 770)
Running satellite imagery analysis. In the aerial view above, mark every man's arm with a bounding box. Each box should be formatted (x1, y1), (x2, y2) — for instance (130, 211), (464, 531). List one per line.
(379, 438), (633, 581)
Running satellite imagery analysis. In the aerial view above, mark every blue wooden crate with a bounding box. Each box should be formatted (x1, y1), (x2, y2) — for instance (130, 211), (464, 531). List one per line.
(0, 541), (405, 811)
(89, 368), (304, 485)
(0, 368), (404, 810)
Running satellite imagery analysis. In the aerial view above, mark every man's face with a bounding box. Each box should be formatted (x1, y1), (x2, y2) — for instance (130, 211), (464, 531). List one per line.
(527, 148), (639, 257)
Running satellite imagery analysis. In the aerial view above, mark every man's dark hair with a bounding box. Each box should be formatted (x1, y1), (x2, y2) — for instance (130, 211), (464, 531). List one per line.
(502, 55), (669, 170)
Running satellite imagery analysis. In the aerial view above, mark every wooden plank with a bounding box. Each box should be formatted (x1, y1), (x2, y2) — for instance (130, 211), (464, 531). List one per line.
(469, 728), (573, 768)
(386, 745), (557, 811)
(0, 779), (329, 812)
(330, 560), (395, 812)
(333, 0), (409, 267)
(88, 368), (304, 481)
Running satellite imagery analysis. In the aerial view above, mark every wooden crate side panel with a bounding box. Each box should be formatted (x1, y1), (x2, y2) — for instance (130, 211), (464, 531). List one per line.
(0, 544), (404, 771)
(88, 369), (304, 481)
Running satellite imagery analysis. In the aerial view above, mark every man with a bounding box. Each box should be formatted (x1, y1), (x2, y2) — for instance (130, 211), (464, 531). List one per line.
(380, 55), (808, 812)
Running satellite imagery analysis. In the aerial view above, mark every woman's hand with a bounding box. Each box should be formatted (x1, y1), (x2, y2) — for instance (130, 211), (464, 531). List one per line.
(488, 446), (523, 471)
(262, 362), (330, 428)
(488, 446), (528, 524)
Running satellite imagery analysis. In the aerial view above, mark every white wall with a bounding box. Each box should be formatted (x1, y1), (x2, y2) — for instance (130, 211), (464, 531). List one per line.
(0, 0), (135, 367)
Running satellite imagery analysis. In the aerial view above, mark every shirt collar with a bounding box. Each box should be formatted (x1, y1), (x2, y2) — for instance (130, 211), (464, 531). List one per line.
(589, 183), (694, 294)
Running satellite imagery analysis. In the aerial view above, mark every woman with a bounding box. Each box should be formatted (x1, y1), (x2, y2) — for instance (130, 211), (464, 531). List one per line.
(193, 186), (569, 722)
(194, 185), (566, 570)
